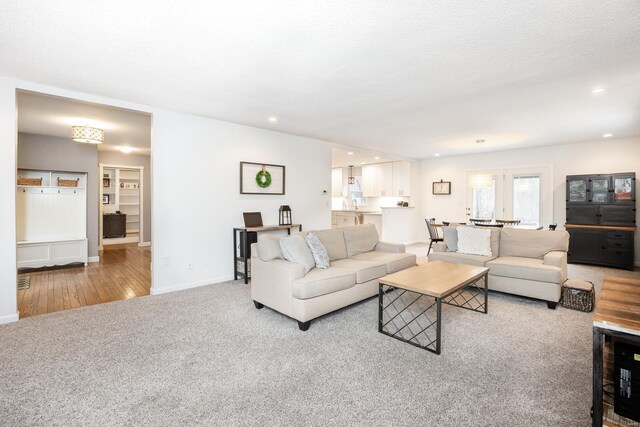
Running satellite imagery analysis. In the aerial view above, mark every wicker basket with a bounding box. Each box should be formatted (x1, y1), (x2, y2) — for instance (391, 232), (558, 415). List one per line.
(17, 176), (42, 186)
(561, 279), (595, 312)
(57, 178), (79, 187)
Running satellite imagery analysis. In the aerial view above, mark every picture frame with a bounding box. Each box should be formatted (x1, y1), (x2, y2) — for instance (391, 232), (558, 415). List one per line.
(240, 161), (286, 195)
(102, 178), (110, 187)
(432, 180), (451, 195)
(102, 194), (110, 204)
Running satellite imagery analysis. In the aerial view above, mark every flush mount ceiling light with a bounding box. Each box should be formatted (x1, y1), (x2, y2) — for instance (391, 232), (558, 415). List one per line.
(435, 153), (440, 157)
(603, 133), (613, 138)
(591, 87), (607, 95)
(71, 126), (104, 144)
(268, 116), (278, 122)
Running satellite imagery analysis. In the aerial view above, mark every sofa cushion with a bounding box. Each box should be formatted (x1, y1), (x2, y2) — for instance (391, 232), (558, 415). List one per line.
(486, 256), (562, 283)
(305, 232), (330, 269)
(350, 251), (416, 274)
(428, 251), (496, 267)
(499, 229), (569, 259)
(312, 228), (348, 261)
(457, 226), (492, 256)
(342, 224), (379, 257)
(279, 235), (316, 274)
(330, 258), (387, 284)
(257, 235), (283, 262)
(489, 228), (501, 257)
(292, 268), (356, 299)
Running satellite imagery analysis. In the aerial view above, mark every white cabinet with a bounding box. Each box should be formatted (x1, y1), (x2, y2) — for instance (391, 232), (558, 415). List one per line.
(362, 162), (410, 198)
(362, 164), (376, 197)
(331, 168), (344, 197)
(392, 161), (411, 196)
(16, 169), (88, 268)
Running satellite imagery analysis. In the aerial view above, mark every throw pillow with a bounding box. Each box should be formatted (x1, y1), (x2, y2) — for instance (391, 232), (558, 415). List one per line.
(305, 232), (330, 269)
(257, 235), (283, 262)
(442, 226), (458, 252)
(279, 235), (316, 274)
(456, 226), (492, 257)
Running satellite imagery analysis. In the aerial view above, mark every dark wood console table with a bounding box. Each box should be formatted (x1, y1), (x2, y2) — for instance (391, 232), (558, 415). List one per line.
(233, 224), (302, 284)
(592, 276), (640, 426)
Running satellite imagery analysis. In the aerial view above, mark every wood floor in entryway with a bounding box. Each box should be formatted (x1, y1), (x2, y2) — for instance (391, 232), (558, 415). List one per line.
(17, 243), (151, 318)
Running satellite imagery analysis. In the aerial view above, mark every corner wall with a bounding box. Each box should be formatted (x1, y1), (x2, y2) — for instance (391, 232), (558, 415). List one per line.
(420, 137), (640, 265)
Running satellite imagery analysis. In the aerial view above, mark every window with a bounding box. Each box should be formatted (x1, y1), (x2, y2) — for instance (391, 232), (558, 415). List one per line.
(512, 176), (540, 226)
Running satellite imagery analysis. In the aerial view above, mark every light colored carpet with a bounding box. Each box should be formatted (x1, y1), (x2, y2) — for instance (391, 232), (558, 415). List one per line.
(0, 263), (638, 426)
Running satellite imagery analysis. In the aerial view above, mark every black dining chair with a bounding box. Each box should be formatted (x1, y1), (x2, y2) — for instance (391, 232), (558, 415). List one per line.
(548, 224), (557, 231)
(425, 218), (443, 256)
(496, 219), (521, 225)
(470, 218), (491, 225)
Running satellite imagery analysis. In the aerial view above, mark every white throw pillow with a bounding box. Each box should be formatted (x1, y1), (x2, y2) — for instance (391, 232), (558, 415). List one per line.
(279, 235), (316, 274)
(305, 232), (330, 269)
(456, 226), (492, 257)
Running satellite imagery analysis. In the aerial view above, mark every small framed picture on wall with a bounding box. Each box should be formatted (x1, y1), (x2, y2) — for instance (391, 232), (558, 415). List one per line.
(102, 195), (110, 204)
(432, 180), (451, 195)
(102, 178), (110, 187)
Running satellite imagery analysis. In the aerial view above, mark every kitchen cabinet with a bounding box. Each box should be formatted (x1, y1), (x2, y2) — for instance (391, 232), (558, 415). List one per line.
(392, 161), (411, 196)
(374, 163), (393, 197)
(362, 165), (376, 197)
(331, 168), (345, 197)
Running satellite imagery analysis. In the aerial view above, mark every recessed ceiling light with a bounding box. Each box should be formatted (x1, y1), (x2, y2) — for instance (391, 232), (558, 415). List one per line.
(268, 116), (278, 122)
(347, 151), (354, 155)
(591, 88), (606, 95)
(119, 146), (134, 154)
(374, 156), (380, 160)
(603, 133), (613, 138)
(435, 153), (440, 157)
(361, 162), (366, 165)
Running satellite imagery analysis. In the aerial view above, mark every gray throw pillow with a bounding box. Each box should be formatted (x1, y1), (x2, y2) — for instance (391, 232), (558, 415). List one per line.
(279, 235), (316, 274)
(305, 232), (330, 269)
(442, 226), (458, 252)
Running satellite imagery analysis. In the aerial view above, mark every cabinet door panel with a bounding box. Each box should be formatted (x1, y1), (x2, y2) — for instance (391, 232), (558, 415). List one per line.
(590, 177), (611, 203)
(566, 205), (598, 225)
(362, 165), (375, 197)
(567, 229), (603, 263)
(604, 248), (633, 268)
(612, 173), (636, 203)
(600, 205), (636, 226)
(567, 176), (589, 203)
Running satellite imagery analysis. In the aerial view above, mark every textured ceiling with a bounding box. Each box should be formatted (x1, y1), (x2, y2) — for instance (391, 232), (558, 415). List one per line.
(1, 1), (640, 158)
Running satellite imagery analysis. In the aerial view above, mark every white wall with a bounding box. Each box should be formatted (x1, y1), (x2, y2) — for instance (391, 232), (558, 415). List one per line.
(0, 76), (332, 323)
(420, 138), (640, 265)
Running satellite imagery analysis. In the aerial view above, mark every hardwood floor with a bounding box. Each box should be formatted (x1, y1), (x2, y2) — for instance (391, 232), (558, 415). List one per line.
(17, 243), (151, 319)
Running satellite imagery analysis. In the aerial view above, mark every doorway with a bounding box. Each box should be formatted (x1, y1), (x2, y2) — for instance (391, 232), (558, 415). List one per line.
(15, 90), (152, 318)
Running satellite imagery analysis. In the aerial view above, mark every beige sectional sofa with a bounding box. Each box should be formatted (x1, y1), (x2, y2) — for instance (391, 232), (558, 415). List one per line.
(429, 227), (569, 309)
(251, 224), (416, 330)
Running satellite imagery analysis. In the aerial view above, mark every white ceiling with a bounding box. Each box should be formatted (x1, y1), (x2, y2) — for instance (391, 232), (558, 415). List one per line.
(2, 1), (640, 159)
(17, 91), (151, 154)
(331, 147), (398, 168)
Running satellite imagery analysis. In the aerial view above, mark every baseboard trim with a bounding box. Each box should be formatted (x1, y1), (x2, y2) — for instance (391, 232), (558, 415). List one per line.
(138, 241), (151, 247)
(88, 256), (100, 263)
(0, 312), (19, 325)
(150, 275), (235, 296)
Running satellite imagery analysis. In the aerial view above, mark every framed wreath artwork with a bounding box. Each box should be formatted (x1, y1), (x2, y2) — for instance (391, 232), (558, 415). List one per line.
(240, 161), (285, 195)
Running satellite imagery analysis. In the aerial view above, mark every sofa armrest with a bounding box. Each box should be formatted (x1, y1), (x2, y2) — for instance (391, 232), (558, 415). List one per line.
(433, 242), (448, 253)
(251, 258), (305, 317)
(375, 241), (406, 253)
(544, 251), (567, 283)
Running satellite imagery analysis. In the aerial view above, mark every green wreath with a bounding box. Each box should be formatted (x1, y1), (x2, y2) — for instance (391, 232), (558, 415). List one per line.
(255, 170), (272, 188)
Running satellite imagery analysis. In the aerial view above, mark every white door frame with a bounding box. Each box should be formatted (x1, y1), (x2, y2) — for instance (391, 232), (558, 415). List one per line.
(99, 163), (144, 250)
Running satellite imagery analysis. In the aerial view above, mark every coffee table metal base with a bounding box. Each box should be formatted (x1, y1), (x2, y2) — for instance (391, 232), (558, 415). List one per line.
(378, 273), (488, 354)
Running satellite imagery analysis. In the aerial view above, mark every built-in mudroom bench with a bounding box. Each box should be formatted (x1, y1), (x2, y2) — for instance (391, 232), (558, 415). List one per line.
(17, 168), (88, 269)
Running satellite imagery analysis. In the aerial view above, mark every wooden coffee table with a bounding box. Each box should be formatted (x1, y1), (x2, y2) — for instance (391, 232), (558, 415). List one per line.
(378, 260), (489, 354)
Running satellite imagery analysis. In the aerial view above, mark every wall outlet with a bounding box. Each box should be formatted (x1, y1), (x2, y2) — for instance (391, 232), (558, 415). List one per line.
(322, 189), (327, 195)
(162, 256), (170, 267)
(188, 262), (194, 270)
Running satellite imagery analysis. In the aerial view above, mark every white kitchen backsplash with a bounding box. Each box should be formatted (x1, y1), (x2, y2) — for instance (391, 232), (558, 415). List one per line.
(332, 195), (410, 210)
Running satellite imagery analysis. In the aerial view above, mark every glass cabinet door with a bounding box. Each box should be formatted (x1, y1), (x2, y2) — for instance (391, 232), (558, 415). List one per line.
(612, 174), (635, 203)
(567, 177), (588, 203)
(590, 177), (610, 203)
